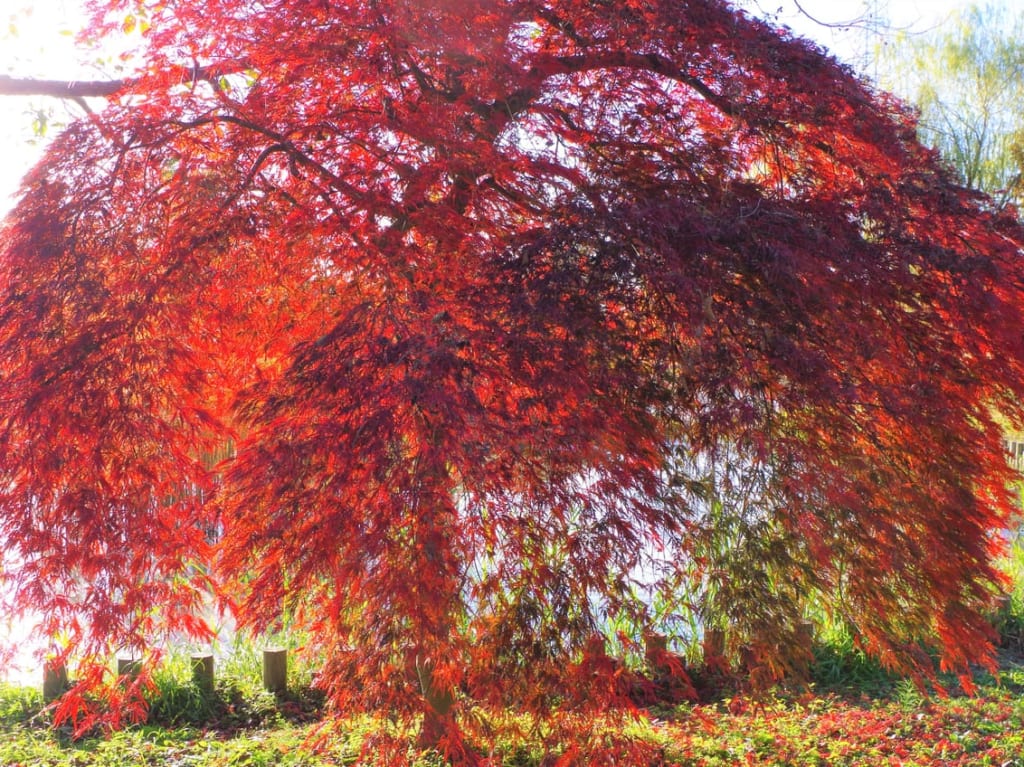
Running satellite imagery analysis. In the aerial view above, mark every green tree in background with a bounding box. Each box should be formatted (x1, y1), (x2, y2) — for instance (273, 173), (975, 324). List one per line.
(880, 3), (1024, 210)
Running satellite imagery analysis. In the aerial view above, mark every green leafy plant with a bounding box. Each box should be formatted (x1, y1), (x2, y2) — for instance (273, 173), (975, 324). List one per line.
(994, 536), (1024, 651)
(810, 621), (896, 696)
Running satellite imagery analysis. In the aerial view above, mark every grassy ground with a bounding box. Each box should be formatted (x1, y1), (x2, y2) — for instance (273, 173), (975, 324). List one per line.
(8, 538), (1024, 767)
(4, 651), (1024, 766)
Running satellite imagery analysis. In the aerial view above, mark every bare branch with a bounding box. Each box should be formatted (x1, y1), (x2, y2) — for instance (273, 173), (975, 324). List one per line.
(0, 63), (250, 101)
(0, 75), (124, 99)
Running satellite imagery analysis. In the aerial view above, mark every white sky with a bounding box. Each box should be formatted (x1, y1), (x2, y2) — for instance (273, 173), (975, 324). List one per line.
(0, 0), (1002, 214)
(1, 0), (92, 212)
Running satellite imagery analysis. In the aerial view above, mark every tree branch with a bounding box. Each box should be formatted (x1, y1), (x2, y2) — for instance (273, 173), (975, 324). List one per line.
(534, 51), (742, 118)
(0, 63), (250, 100)
(0, 75), (124, 98)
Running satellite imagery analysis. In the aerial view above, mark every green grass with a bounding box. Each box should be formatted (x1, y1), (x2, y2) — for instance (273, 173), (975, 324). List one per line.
(8, 554), (1024, 766)
(0, 720), (353, 766)
(5, 652), (1024, 766)
(807, 622), (897, 697)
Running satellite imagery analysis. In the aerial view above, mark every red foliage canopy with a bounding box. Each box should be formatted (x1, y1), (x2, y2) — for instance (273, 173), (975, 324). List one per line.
(2, 0), (1024, 758)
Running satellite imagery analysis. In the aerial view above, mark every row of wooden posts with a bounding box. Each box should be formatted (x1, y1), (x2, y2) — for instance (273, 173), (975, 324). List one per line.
(42, 647), (289, 702)
(40, 622), (824, 703)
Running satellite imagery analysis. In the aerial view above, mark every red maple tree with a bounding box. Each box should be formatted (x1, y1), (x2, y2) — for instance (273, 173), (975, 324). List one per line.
(2, 0), (1024, 761)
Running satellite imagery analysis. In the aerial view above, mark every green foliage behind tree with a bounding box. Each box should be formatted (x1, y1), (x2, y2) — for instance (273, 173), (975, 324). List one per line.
(879, 2), (1024, 210)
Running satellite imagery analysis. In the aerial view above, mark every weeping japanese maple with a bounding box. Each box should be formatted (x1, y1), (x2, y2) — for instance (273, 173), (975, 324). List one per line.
(2, 0), (1024, 758)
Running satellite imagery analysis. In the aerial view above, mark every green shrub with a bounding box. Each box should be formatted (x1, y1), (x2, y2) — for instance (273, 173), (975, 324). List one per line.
(0, 682), (42, 725)
(141, 634), (325, 729)
(809, 622), (895, 696)
(995, 536), (1024, 651)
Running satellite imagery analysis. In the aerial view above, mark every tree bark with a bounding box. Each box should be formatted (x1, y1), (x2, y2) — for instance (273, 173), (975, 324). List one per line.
(0, 75), (123, 98)
(0, 62), (246, 100)
(414, 655), (456, 751)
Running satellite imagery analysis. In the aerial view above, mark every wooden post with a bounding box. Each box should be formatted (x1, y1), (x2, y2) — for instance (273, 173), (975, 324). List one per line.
(789, 620), (815, 682)
(191, 653), (214, 695)
(262, 647), (287, 693)
(644, 631), (670, 675)
(992, 594), (1012, 619)
(796, 620), (814, 648)
(117, 657), (142, 679)
(42, 660), (68, 702)
(740, 643), (759, 672)
(702, 627), (727, 671)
